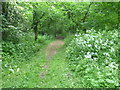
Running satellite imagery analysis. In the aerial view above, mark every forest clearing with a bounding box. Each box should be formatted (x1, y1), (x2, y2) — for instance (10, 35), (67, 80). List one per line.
(1, 1), (119, 89)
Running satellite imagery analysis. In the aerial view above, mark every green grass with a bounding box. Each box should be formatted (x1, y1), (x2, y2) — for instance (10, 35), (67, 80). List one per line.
(36, 46), (85, 88)
(37, 47), (76, 88)
(2, 39), (85, 88)
(2, 40), (52, 88)
(2, 46), (46, 88)
(5, 38), (119, 88)
(2, 40), (77, 88)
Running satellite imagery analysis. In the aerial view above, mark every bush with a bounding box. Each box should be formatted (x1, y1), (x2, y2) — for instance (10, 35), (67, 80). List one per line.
(64, 34), (75, 47)
(66, 29), (119, 88)
(37, 35), (54, 44)
(2, 34), (43, 70)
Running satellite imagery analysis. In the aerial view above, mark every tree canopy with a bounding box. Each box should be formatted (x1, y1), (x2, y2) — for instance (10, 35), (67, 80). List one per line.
(1, 2), (119, 41)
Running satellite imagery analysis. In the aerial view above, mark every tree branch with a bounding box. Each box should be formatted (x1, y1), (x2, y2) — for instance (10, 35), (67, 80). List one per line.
(82, 2), (93, 23)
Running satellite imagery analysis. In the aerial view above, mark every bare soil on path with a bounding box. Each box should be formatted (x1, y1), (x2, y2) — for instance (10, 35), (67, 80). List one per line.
(39, 40), (64, 78)
(46, 40), (64, 60)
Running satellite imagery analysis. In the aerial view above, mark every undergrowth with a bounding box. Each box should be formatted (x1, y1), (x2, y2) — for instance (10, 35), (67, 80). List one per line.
(66, 29), (119, 88)
(2, 33), (52, 88)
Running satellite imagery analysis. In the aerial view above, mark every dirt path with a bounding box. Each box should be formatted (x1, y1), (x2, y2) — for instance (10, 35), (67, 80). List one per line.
(46, 40), (64, 60)
(39, 40), (64, 78)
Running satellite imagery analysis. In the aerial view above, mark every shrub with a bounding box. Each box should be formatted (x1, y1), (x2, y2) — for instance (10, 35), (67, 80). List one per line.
(64, 34), (75, 47)
(37, 35), (54, 44)
(2, 34), (45, 70)
(66, 29), (119, 88)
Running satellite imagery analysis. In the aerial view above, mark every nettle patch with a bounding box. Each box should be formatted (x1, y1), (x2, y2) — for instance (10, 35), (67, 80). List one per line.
(66, 29), (119, 88)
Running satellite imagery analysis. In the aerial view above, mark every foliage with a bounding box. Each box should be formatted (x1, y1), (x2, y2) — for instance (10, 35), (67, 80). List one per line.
(2, 46), (47, 88)
(66, 29), (119, 88)
(64, 34), (75, 47)
(2, 2), (30, 43)
(37, 35), (54, 44)
(2, 33), (51, 70)
(2, 44), (81, 88)
(1, 2), (119, 88)
(2, 2), (118, 41)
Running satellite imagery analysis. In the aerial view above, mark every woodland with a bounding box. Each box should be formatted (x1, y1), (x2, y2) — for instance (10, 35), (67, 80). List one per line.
(1, 2), (119, 88)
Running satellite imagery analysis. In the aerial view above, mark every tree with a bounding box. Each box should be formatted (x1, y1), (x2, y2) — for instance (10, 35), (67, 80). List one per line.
(2, 2), (9, 41)
(81, 2), (93, 33)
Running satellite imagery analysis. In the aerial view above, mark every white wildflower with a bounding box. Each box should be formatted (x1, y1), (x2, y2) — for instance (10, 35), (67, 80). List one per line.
(109, 62), (118, 68)
(54, 86), (57, 88)
(94, 53), (97, 55)
(17, 68), (20, 72)
(105, 66), (109, 69)
(9, 68), (14, 73)
(97, 71), (101, 74)
(105, 59), (109, 64)
(110, 41), (114, 44)
(75, 34), (78, 37)
(88, 44), (92, 47)
(93, 58), (97, 60)
(91, 37), (94, 41)
(85, 52), (91, 58)
(91, 52), (94, 55)
(103, 53), (110, 57)
(95, 40), (99, 43)
(106, 39), (109, 42)
(85, 34), (89, 36)
(83, 41), (86, 43)
(4, 64), (8, 67)
(110, 47), (115, 52)
(107, 73), (112, 76)
(76, 38), (79, 42)
(95, 44), (98, 48)
(99, 39), (102, 43)
(106, 79), (115, 83)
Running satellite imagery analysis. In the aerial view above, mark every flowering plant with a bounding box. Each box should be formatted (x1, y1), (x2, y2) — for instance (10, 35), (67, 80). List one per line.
(66, 29), (119, 87)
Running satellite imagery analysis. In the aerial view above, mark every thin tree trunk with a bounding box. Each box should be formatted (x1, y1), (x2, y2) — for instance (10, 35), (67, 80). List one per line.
(33, 6), (38, 41)
(2, 2), (8, 41)
(82, 2), (93, 33)
(32, 3), (45, 41)
(33, 22), (38, 41)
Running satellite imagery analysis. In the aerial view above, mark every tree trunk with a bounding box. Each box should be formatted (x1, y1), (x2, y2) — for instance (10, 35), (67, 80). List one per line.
(32, 3), (45, 41)
(33, 8), (38, 41)
(2, 2), (8, 41)
(82, 2), (93, 33)
(33, 23), (38, 41)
